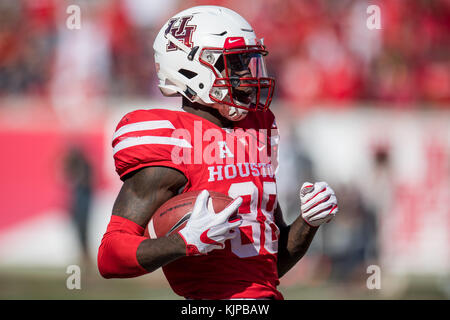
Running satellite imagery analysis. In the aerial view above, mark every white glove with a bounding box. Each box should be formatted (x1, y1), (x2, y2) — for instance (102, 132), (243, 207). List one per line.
(300, 182), (339, 227)
(178, 190), (243, 256)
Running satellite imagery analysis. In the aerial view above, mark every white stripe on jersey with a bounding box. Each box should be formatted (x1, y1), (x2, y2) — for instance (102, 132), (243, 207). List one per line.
(113, 120), (175, 141)
(113, 136), (192, 155)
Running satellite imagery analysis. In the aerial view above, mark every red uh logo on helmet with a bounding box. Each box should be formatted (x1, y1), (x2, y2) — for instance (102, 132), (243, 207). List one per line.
(165, 16), (197, 52)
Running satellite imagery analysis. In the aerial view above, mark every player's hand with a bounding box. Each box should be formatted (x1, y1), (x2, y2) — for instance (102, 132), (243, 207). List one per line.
(300, 182), (339, 227)
(178, 190), (243, 256)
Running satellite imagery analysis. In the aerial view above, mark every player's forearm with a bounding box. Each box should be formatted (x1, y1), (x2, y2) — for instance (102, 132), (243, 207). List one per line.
(97, 215), (185, 278)
(277, 217), (318, 278)
(136, 234), (186, 273)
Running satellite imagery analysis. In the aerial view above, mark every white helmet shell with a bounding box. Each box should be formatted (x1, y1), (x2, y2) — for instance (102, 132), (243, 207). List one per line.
(153, 6), (274, 120)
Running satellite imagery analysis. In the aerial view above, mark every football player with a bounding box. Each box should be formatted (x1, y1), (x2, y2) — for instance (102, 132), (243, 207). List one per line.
(97, 6), (338, 300)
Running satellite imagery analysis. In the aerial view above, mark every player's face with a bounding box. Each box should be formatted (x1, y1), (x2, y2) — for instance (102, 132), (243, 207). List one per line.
(221, 52), (269, 107)
(201, 44), (274, 113)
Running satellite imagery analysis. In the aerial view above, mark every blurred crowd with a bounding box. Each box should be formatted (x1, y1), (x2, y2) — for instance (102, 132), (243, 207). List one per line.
(0, 0), (449, 109)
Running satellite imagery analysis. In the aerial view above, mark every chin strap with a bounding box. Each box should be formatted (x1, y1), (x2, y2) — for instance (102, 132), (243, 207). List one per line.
(217, 104), (248, 121)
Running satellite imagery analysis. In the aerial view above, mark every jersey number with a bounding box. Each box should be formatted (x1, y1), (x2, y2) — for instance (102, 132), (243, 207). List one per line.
(228, 181), (279, 258)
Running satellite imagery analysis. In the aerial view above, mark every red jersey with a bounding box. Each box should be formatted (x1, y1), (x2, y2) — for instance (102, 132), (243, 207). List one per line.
(112, 107), (283, 300)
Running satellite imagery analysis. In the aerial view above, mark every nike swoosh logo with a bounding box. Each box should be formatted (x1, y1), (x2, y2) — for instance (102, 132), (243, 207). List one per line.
(257, 145), (266, 151)
(200, 229), (221, 246)
(228, 39), (241, 43)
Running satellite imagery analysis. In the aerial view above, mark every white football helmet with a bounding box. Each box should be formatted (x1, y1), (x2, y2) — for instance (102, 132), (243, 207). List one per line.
(153, 6), (275, 121)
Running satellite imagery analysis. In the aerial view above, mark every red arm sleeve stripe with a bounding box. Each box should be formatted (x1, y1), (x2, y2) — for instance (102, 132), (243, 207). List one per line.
(97, 215), (149, 279)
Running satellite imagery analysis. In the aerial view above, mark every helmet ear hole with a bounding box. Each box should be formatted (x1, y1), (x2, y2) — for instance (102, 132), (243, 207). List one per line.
(178, 69), (198, 79)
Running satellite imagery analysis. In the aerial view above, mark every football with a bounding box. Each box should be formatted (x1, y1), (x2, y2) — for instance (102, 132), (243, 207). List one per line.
(144, 190), (234, 239)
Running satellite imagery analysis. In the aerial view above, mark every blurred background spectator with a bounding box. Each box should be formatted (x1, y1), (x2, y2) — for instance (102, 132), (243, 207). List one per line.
(63, 146), (93, 269)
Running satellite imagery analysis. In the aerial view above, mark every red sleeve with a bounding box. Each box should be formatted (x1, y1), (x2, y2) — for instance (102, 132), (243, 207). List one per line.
(112, 109), (191, 180)
(97, 215), (149, 279)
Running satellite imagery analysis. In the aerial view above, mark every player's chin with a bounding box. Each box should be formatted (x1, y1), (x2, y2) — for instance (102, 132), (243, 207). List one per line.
(228, 106), (248, 121)
(214, 102), (249, 122)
